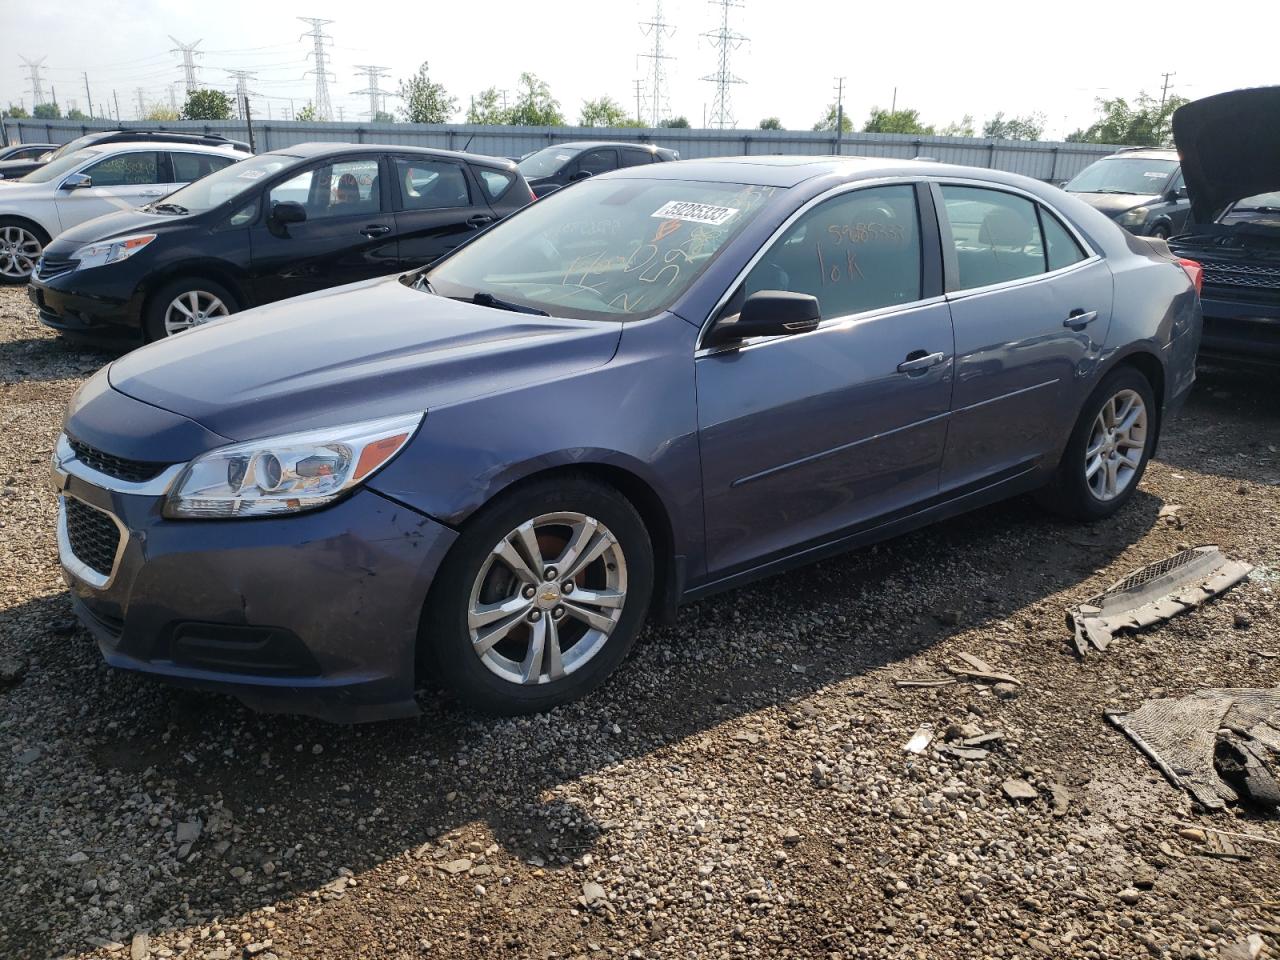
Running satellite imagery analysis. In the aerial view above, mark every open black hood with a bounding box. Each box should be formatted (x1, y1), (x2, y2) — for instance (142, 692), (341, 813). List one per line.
(1173, 85), (1280, 223)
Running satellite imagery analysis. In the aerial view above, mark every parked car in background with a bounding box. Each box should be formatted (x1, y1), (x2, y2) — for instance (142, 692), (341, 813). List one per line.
(0, 130), (248, 182)
(517, 141), (678, 197)
(0, 142), (58, 175)
(1168, 85), (1280, 366)
(1064, 147), (1191, 239)
(31, 142), (533, 343)
(0, 140), (244, 284)
(50, 155), (1200, 721)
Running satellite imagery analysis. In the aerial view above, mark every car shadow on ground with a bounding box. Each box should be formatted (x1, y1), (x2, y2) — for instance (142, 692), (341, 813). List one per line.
(0, 486), (1164, 954)
(1157, 362), (1280, 484)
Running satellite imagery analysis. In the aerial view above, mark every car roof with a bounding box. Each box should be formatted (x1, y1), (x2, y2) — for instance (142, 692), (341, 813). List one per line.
(597, 154), (974, 188)
(544, 140), (673, 153)
(1106, 148), (1178, 160)
(274, 141), (517, 169)
(87, 141), (243, 157)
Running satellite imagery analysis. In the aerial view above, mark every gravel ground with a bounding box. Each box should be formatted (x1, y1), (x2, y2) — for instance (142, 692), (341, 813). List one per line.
(2, 283), (1279, 960)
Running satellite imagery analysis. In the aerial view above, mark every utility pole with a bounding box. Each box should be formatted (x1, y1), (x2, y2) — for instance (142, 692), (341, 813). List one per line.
(168, 37), (203, 95)
(82, 72), (95, 120)
(135, 87), (147, 120)
(1157, 71), (1176, 142)
(701, 0), (747, 129)
(890, 86), (897, 113)
(20, 57), (48, 107)
(833, 76), (845, 154)
(243, 98), (255, 153)
(168, 82), (180, 114)
(299, 17), (335, 121)
(639, 1), (675, 126)
(113, 90), (121, 122)
(337, 105), (345, 122)
(352, 64), (392, 120)
(633, 79), (645, 124)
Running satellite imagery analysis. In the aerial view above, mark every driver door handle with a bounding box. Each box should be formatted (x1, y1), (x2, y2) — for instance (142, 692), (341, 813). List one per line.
(467, 214), (495, 228)
(1063, 309), (1098, 330)
(897, 350), (946, 374)
(360, 224), (392, 237)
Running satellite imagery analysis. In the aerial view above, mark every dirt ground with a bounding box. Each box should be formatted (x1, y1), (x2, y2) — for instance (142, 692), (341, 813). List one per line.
(1, 283), (1278, 960)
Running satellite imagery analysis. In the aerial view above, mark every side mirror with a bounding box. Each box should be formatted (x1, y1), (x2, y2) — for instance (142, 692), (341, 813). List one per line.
(703, 290), (821, 349)
(60, 173), (92, 191)
(271, 201), (307, 224)
(569, 169), (593, 182)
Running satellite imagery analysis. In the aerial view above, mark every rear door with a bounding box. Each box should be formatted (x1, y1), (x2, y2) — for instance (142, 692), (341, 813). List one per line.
(391, 154), (494, 269)
(935, 182), (1112, 491)
(621, 147), (655, 169)
(248, 154), (398, 303)
(53, 150), (168, 229)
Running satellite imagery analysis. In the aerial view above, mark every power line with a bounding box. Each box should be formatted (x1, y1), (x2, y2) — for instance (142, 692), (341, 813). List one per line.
(639, 1), (675, 127)
(701, 0), (747, 129)
(168, 36), (203, 94)
(298, 17), (335, 122)
(20, 56), (48, 107)
(352, 64), (392, 120)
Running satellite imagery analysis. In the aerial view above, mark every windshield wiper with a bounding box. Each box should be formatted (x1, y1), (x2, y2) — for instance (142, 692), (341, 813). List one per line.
(458, 291), (549, 316)
(149, 202), (188, 215)
(1090, 188), (1137, 195)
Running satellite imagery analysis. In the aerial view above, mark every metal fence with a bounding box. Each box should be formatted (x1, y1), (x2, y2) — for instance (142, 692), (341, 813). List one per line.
(1, 117), (1120, 183)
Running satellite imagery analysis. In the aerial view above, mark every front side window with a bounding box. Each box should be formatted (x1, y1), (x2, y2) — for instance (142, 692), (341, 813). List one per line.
(82, 151), (163, 186)
(395, 158), (471, 210)
(577, 150), (618, 176)
(269, 158), (382, 220)
(427, 177), (778, 321)
(941, 186), (1046, 290)
(734, 184), (922, 320)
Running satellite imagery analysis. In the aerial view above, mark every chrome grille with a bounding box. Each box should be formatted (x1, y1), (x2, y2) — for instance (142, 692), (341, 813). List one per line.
(1199, 259), (1280, 291)
(67, 436), (169, 483)
(35, 257), (76, 280)
(64, 498), (121, 579)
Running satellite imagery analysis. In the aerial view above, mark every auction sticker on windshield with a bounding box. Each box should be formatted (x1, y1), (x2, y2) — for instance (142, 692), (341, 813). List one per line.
(651, 200), (739, 226)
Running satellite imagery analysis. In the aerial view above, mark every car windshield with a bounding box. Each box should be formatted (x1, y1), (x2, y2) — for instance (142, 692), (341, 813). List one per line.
(45, 134), (101, 161)
(19, 148), (102, 183)
(517, 146), (579, 179)
(1065, 157), (1179, 195)
(426, 177), (778, 321)
(1231, 191), (1280, 211)
(158, 153), (294, 214)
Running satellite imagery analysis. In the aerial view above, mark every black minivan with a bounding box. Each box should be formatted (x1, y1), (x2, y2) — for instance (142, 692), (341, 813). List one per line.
(30, 143), (533, 343)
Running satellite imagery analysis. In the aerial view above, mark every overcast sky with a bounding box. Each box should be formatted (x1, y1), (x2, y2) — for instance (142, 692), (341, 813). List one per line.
(1, 0), (1274, 139)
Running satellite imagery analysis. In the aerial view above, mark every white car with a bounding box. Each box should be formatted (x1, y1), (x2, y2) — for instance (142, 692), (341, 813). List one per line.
(0, 141), (244, 283)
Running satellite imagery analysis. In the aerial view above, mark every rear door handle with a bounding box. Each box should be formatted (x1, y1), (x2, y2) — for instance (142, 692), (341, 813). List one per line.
(360, 224), (392, 237)
(1063, 309), (1098, 330)
(897, 350), (946, 374)
(467, 214), (495, 228)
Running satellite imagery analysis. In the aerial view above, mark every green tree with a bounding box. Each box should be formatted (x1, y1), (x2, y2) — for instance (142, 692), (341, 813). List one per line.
(507, 73), (562, 126)
(658, 115), (689, 128)
(466, 87), (508, 124)
(3, 104), (29, 118)
(1066, 92), (1188, 146)
(982, 111), (1045, 141)
(863, 107), (933, 135)
(579, 96), (628, 127)
(182, 89), (232, 121)
(812, 103), (853, 133)
(939, 114), (975, 137)
(144, 105), (179, 122)
(398, 62), (456, 124)
(373, 110), (395, 123)
(65, 107), (88, 121)
(295, 102), (318, 122)
(758, 116), (782, 130)
(32, 102), (62, 120)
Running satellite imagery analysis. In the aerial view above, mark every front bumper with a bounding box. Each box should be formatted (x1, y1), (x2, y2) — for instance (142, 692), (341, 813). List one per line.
(51, 437), (458, 722)
(30, 270), (146, 344)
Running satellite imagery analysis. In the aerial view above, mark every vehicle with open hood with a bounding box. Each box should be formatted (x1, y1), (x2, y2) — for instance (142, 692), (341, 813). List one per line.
(1168, 85), (1280, 366)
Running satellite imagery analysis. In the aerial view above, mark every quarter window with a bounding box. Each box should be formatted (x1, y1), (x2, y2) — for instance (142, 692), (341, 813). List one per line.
(269, 158), (382, 220)
(475, 167), (515, 202)
(396, 158), (471, 210)
(1039, 206), (1087, 272)
(940, 186), (1046, 290)
(736, 184), (922, 320)
(82, 151), (162, 186)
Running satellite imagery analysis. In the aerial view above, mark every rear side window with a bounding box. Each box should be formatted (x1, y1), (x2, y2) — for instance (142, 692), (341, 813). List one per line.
(83, 151), (163, 186)
(172, 152), (237, 183)
(1039, 207), (1087, 272)
(474, 167), (515, 203)
(940, 186), (1045, 290)
(622, 148), (654, 167)
(396, 158), (471, 210)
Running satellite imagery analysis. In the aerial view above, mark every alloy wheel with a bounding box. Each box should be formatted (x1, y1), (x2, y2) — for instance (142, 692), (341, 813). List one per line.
(467, 512), (628, 686)
(1084, 388), (1148, 501)
(163, 290), (230, 336)
(0, 225), (42, 280)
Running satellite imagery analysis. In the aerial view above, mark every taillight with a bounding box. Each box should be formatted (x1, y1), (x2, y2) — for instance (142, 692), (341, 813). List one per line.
(529, 185), (538, 202)
(1177, 257), (1203, 295)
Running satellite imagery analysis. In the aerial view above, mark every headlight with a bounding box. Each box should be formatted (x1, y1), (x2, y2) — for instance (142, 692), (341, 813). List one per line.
(1116, 207), (1150, 227)
(163, 413), (422, 519)
(71, 233), (156, 270)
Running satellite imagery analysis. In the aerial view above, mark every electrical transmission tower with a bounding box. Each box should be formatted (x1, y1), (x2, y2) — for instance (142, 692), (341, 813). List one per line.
(169, 37), (203, 94)
(20, 56), (48, 107)
(639, 1), (675, 127)
(701, 0), (747, 129)
(352, 64), (392, 120)
(226, 70), (259, 121)
(299, 18), (336, 122)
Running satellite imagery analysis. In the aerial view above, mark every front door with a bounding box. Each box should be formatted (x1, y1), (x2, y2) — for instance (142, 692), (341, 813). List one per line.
(696, 182), (955, 576)
(249, 154), (398, 304)
(390, 155), (494, 269)
(934, 183), (1113, 491)
(53, 150), (169, 232)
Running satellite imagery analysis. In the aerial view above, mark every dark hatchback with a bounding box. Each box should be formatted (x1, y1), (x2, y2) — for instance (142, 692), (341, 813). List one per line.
(32, 142), (533, 343)
(517, 140), (678, 197)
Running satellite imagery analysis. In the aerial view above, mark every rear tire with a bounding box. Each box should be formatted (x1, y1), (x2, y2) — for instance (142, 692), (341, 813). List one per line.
(143, 278), (238, 342)
(421, 475), (654, 714)
(1038, 365), (1157, 521)
(0, 218), (49, 285)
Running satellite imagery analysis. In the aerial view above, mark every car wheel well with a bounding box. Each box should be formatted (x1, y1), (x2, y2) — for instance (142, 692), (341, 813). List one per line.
(1113, 351), (1165, 442)
(0, 215), (51, 245)
(142, 268), (245, 320)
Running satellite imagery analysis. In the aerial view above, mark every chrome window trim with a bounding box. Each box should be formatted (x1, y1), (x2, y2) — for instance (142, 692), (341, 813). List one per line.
(51, 433), (187, 497)
(56, 495), (129, 591)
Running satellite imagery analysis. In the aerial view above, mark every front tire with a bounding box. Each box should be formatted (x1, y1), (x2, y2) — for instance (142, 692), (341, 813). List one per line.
(1040, 366), (1157, 521)
(421, 475), (654, 714)
(143, 278), (238, 342)
(0, 219), (49, 284)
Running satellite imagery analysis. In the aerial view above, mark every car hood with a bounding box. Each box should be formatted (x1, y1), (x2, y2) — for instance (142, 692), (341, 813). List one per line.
(0, 159), (40, 179)
(0, 177), (43, 193)
(1070, 192), (1159, 217)
(1173, 85), (1280, 223)
(107, 275), (623, 441)
(46, 208), (190, 250)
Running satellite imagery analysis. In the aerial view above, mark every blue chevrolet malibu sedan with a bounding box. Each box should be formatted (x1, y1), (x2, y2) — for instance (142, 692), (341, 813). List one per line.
(51, 156), (1203, 720)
